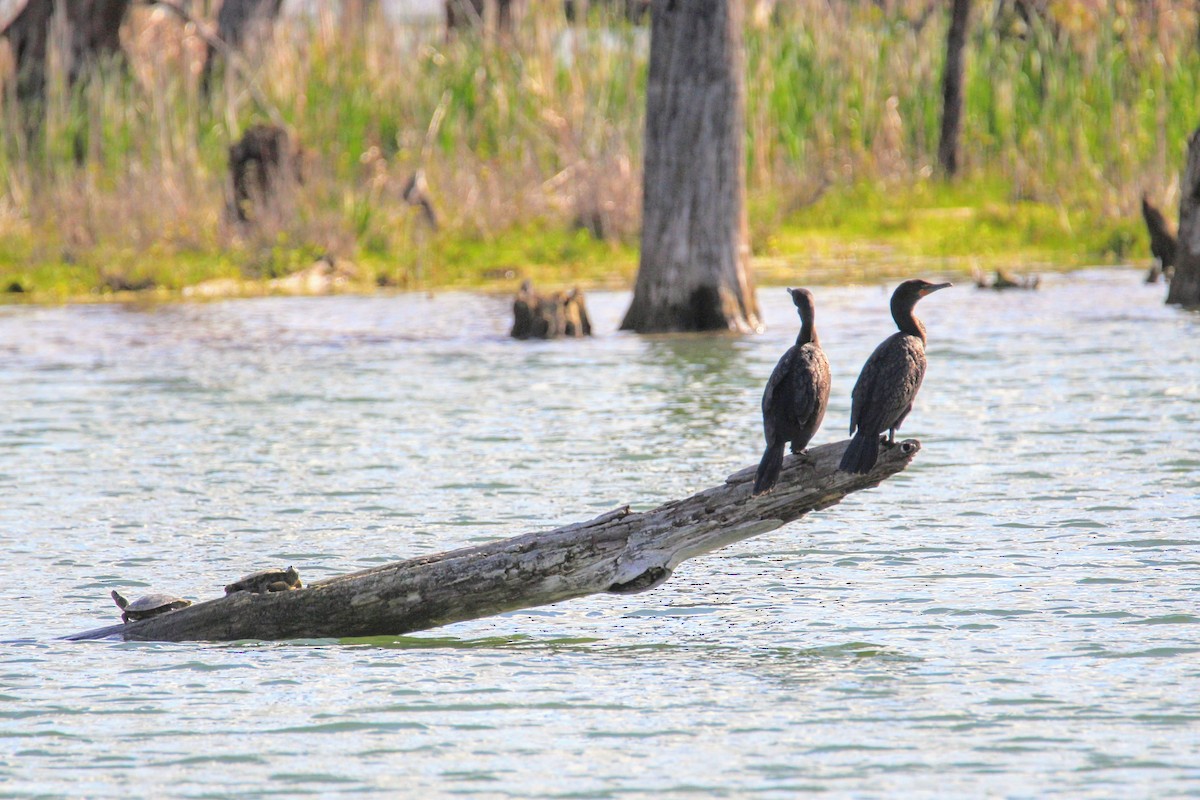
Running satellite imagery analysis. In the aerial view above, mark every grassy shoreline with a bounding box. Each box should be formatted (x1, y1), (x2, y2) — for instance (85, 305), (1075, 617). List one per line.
(0, 176), (1144, 304)
(0, 2), (1182, 303)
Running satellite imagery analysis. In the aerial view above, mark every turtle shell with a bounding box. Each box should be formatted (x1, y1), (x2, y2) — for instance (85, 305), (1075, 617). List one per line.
(111, 590), (192, 623)
(224, 566), (302, 595)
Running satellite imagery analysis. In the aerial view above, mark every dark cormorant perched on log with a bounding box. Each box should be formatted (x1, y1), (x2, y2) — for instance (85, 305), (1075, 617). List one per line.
(753, 288), (831, 495)
(840, 279), (951, 475)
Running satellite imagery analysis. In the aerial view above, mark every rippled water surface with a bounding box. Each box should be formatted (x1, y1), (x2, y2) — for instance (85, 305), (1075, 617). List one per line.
(1, 269), (1198, 798)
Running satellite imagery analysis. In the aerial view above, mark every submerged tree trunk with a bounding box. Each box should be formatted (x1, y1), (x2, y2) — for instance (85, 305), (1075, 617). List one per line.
(1, 0), (131, 109)
(620, 0), (760, 334)
(66, 438), (920, 643)
(937, 0), (971, 177)
(1168, 129), (1200, 306)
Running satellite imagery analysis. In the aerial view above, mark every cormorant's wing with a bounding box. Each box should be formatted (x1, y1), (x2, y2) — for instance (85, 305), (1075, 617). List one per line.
(760, 346), (796, 444)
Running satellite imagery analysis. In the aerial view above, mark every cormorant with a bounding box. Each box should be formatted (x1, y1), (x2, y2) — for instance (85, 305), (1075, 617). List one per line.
(753, 288), (831, 496)
(840, 279), (952, 474)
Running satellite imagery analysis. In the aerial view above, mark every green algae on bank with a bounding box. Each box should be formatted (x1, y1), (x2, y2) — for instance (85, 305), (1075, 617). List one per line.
(0, 181), (1148, 303)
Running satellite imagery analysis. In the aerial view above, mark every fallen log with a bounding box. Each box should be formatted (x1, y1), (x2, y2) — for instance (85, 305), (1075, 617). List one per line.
(65, 437), (920, 643)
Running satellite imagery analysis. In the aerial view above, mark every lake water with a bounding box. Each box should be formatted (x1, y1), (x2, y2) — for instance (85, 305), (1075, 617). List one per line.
(1, 268), (1198, 798)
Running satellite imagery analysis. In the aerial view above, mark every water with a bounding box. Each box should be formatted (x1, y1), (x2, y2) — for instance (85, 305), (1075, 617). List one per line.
(1, 268), (1198, 798)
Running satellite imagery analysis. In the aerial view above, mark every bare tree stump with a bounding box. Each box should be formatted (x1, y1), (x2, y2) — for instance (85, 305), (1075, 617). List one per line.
(511, 282), (592, 339)
(228, 123), (302, 223)
(65, 437), (920, 643)
(1168, 129), (1200, 306)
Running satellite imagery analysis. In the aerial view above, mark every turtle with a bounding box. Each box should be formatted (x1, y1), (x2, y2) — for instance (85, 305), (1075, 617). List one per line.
(111, 589), (192, 623)
(224, 565), (302, 595)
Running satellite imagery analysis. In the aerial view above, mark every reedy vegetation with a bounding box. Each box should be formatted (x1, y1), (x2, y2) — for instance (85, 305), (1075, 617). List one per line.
(0, 0), (1196, 297)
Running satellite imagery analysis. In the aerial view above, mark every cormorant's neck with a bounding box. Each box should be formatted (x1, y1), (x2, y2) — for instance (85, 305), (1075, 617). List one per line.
(892, 301), (926, 343)
(796, 317), (817, 347)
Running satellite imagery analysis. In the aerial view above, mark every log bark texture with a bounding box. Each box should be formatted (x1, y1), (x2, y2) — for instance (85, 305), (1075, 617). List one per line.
(1168, 129), (1200, 306)
(937, 0), (971, 177)
(620, 0), (760, 333)
(66, 437), (920, 643)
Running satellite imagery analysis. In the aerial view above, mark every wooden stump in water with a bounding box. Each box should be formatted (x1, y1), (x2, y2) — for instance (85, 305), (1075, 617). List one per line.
(511, 281), (592, 339)
(972, 268), (1039, 291)
(1141, 194), (1177, 284)
(1168, 129), (1200, 306)
(64, 437), (920, 643)
(228, 123), (302, 223)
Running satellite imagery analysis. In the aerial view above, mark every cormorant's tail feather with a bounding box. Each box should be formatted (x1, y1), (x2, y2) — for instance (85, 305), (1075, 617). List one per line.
(753, 441), (786, 495)
(839, 431), (879, 474)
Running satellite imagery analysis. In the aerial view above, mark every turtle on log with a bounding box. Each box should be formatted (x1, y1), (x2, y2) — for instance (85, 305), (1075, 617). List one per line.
(225, 566), (302, 595)
(111, 590), (192, 624)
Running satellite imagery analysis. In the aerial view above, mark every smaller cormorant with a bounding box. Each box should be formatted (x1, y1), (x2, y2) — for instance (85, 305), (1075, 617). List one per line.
(840, 279), (951, 475)
(753, 288), (831, 496)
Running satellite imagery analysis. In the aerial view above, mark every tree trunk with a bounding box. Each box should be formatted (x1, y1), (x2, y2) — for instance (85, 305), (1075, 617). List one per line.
(937, 0), (970, 177)
(1167, 128), (1200, 306)
(65, 437), (920, 643)
(1, 0), (131, 108)
(200, 0), (283, 91)
(620, 0), (760, 334)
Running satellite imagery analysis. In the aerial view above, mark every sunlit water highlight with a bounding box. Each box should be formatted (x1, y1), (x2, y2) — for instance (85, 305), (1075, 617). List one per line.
(1, 268), (1197, 797)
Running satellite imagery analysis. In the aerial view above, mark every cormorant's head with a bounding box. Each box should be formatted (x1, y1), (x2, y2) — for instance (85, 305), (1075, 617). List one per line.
(892, 278), (952, 309)
(787, 287), (816, 321)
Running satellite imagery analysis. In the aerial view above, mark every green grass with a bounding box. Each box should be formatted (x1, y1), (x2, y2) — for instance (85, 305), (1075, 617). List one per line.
(777, 180), (1096, 261)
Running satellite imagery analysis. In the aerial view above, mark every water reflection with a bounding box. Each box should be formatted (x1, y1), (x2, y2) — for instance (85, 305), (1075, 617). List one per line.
(638, 332), (757, 431)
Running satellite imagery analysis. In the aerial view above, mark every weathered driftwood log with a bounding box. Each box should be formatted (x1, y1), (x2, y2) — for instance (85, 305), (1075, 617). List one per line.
(65, 437), (919, 643)
(1141, 194), (1177, 284)
(511, 281), (592, 339)
(228, 123), (302, 223)
(1168, 129), (1200, 306)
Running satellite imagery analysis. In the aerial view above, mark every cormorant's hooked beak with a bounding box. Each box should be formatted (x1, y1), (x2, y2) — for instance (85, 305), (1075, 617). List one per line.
(920, 282), (953, 296)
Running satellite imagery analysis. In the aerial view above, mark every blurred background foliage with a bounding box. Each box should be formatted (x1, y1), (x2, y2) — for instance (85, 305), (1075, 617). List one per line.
(0, 0), (1195, 297)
